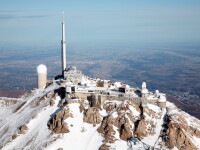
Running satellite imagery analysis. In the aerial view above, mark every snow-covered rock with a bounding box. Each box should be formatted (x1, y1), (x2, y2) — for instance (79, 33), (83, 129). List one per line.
(0, 83), (200, 150)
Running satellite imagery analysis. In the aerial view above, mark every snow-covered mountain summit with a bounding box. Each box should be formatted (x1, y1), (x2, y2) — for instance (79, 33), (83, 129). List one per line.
(0, 74), (200, 150)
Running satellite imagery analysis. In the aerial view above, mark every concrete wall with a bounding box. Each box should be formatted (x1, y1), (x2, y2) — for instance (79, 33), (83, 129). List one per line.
(37, 73), (47, 89)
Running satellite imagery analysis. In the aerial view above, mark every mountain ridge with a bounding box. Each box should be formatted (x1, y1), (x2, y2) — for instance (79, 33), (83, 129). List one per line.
(0, 76), (200, 150)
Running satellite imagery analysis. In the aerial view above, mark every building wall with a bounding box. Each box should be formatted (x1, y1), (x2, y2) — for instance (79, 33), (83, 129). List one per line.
(37, 73), (47, 89)
(69, 92), (162, 107)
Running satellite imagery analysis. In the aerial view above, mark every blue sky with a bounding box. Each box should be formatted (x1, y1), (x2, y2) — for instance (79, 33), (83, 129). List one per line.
(0, 0), (200, 48)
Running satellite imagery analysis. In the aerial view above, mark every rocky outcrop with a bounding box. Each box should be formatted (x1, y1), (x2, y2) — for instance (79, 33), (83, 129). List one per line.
(98, 124), (116, 143)
(134, 120), (147, 139)
(49, 100), (55, 106)
(19, 125), (28, 134)
(120, 123), (133, 141)
(48, 107), (72, 133)
(166, 122), (196, 150)
(163, 113), (198, 150)
(83, 108), (102, 125)
(91, 98), (102, 110)
(98, 103), (136, 143)
(103, 102), (117, 113)
(98, 144), (110, 150)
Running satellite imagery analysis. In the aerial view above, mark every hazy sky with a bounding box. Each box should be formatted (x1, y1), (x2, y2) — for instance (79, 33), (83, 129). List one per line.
(0, 0), (200, 48)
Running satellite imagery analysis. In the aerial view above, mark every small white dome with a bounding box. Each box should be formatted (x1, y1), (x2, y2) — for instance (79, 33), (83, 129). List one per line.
(155, 90), (159, 94)
(141, 88), (148, 94)
(125, 85), (130, 89)
(158, 95), (167, 102)
(142, 82), (146, 89)
(37, 64), (47, 74)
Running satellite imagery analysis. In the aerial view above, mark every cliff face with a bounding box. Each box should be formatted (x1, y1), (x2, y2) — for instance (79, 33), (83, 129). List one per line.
(0, 85), (200, 150)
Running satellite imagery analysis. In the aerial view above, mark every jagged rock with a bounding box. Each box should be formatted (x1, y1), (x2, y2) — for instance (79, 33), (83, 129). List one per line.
(120, 123), (133, 141)
(83, 108), (102, 125)
(48, 108), (72, 133)
(97, 81), (104, 87)
(166, 122), (196, 150)
(53, 93), (59, 99)
(98, 144), (110, 150)
(50, 100), (55, 106)
(98, 121), (117, 143)
(190, 127), (200, 138)
(79, 104), (85, 113)
(57, 102), (63, 107)
(91, 99), (102, 110)
(134, 120), (147, 138)
(40, 96), (46, 101)
(46, 91), (54, 99)
(18, 125), (28, 134)
(103, 125), (116, 143)
(12, 134), (18, 139)
(99, 102), (137, 143)
(103, 102), (117, 113)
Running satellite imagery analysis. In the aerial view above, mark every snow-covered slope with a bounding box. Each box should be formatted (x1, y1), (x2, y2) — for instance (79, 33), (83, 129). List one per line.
(0, 82), (200, 150)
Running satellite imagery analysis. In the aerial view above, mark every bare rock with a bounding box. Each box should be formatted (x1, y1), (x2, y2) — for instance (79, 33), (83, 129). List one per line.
(53, 93), (59, 99)
(18, 125), (28, 134)
(101, 124), (116, 143)
(166, 122), (196, 150)
(91, 99), (102, 110)
(103, 102), (117, 113)
(83, 108), (102, 125)
(134, 120), (147, 139)
(98, 144), (110, 150)
(46, 91), (54, 99)
(12, 134), (18, 139)
(50, 100), (55, 106)
(120, 123), (133, 141)
(48, 107), (72, 134)
(79, 104), (85, 113)
(190, 127), (200, 138)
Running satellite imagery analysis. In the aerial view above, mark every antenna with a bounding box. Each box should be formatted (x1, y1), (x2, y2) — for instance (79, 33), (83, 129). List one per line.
(62, 11), (64, 22)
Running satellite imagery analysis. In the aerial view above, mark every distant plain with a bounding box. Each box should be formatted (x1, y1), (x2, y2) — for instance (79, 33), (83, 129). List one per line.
(0, 45), (200, 118)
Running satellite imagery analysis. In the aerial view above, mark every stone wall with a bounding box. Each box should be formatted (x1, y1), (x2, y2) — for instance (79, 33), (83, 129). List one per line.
(70, 92), (163, 108)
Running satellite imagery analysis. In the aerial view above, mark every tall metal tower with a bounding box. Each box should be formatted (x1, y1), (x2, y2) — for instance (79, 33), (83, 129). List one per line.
(61, 11), (67, 75)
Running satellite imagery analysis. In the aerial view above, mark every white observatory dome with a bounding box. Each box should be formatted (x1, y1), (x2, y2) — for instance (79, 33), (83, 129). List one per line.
(142, 82), (146, 89)
(155, 90), (159, 94)
(158, 95), (167, 102)
(37, 64), (47, 74)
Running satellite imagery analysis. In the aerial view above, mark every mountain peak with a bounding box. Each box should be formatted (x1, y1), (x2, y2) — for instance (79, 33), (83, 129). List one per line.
(0, 72), (200, 150)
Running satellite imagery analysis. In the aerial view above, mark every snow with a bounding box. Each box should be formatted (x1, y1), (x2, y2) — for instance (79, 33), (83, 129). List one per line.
(166, 102), (179, 115)
(147, 103), (161, 113)
(46, 103), (103, 150)
(112, 111), (118, 118)
(1, 74), (200, 150)
(128, 105), (140, 117)
(4, 96), (60, 149)
(142, 108), (166, 147)
(158, 95), (167, 102)
(110, 140), (128, 150)
(37, 64), (47, 74)
(0, 83), (59, 149)
(114, 82), (122, 88)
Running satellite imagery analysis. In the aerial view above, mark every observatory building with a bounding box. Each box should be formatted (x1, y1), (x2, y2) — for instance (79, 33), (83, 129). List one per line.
(37, 64), (47, 89)
(64, 66), (83, 84)
(35, 12), (167, 109)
